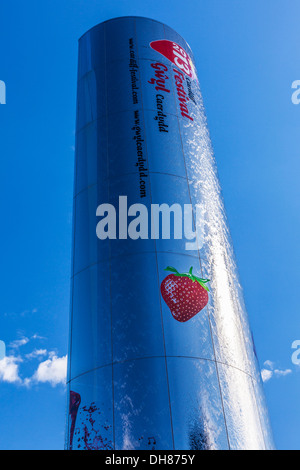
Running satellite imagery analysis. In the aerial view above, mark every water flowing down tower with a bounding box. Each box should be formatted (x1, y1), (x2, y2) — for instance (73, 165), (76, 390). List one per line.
(66, 16), (274, 450)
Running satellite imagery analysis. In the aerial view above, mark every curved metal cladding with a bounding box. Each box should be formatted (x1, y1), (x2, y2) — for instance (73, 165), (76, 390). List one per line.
(66, 17), (274, 450)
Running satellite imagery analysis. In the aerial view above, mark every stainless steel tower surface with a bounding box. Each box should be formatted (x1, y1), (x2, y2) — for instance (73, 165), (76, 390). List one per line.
(66, 16), (274, 450)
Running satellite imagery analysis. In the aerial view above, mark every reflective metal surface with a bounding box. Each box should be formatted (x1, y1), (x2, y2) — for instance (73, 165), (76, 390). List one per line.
(66, 16), (274, 450)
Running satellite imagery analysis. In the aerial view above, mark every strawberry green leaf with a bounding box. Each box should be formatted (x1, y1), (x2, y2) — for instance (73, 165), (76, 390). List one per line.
(164, 266), (180, 275)
(164, 266), (210, 292)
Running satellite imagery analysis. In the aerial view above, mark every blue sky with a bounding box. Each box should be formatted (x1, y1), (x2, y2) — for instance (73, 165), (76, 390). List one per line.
(0, 0), (299, 450)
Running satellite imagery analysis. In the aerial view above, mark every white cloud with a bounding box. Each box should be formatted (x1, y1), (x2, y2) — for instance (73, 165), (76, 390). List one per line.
(31, 334), (46, 341)
(4, 308), (38, 318)
(261, 369), (273, 383)
(0, 356), (22, 383)
(31, 354), (67, 386)
(261, 360), (292, 383)
(273, 369), (292, 378)
(23, 378), (32, 388)
(263, 360), (275, 369)
(20, 308), (38, 317)
(0, 334), (67, 387)
(25, 349), (48, 360)
(9, 337), (29, 350)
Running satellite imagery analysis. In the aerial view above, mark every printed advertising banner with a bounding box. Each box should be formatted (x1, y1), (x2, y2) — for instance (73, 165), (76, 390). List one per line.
(66, 16), (274, 450)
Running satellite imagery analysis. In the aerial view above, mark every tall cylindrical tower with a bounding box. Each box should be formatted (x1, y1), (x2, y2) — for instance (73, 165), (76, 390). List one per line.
(66, 16), (274, 450)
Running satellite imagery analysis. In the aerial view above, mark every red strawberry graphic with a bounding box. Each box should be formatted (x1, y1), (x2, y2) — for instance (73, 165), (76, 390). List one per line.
(160, 266), (210, 322)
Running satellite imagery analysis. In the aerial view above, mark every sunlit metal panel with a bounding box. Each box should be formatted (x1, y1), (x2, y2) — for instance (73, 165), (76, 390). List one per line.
(66, 16), (274, 450)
